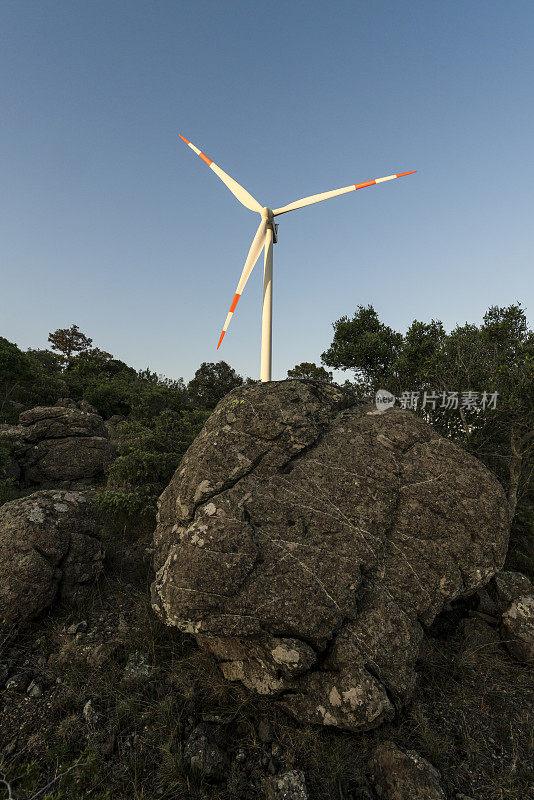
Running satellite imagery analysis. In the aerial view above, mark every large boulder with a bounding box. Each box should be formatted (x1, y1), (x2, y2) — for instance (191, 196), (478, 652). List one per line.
(1, 405), (113, 487)
(0, 490), (104, 623)
(151, 381), (510, 732)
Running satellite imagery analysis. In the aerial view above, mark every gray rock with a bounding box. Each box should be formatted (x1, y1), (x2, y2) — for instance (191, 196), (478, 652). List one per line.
(22, 436), (113, 485)
(152, 381), (510, 732)
(492, 570), (533, 612)
(27, 680), (43, 698)
(0, 663), (9, 687)
(82, 699), (101, 726)
(258, 719), (274, 743)
(5, 405), (114, 487)
(66, 620), (88, 635)
(19, 406), (107, 441)
(182, 724), (227, 781)
(501, 594), (534, 663)
(265, 769), (308, 800)
(105, 415), (127, 441)
(6, 671), (32, 692)
(55, 398), (98, 415)
(122, 651), (153, 683)
(371, 741), (447, 799)
(0, 491), (104, 623)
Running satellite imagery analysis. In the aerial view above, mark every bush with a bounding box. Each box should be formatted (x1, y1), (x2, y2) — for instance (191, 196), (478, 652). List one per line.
(98, 409), (209, 522)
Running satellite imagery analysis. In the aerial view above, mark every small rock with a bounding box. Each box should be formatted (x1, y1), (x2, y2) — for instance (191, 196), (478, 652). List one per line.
(183, 724), (228, 782)
(2, 739), (18, 758)
(82, 699), (100, 726)
(27, 680), (43, 698)
(501, 594), (534, 663)
(6, 672), (32, 692)
(87, 641), (121, 667)
(493, 571), (534, 612)
(371, 741), (447, 800)
(122, 651), (153, 682)
(258, 719), (274, 743)
(0, 663), (9, 687)
(99, 734), (116, 757)
(475, 587), (497, 616)
(67, 620), (88, 635)
(265, 769), (308, 800)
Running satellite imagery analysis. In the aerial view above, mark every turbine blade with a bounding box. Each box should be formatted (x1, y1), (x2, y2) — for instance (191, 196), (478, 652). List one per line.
(273, 171), (417, 216)
(179, 134), (263, 213)
(217, 219), (268, 349)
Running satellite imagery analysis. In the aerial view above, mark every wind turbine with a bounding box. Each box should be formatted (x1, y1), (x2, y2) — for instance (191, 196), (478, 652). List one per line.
(179, 134), (416, 382)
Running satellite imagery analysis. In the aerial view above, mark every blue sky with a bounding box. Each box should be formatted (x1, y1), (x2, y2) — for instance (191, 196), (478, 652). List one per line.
(1, 1), (533, 383)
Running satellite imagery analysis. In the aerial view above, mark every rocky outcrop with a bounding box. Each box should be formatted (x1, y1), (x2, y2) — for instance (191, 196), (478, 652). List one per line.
(0, 490), (104, 623)
(151, 380), (510, 732)
(0, 404), (113, 488)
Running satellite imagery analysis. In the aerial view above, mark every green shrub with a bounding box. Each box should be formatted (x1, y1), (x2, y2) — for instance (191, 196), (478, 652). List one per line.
(98, 409), (209, 522)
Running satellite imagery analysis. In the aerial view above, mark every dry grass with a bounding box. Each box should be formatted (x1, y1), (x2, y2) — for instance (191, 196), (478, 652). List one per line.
(0, 520), (533, 799)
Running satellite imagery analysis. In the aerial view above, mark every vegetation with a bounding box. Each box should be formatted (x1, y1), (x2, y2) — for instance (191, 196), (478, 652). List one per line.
(322, 303), (534, 576)
(0, 326), (251, 520)
(286, 362), (333, 383)
(1, 311), (532, 566)
(0, 526), (531, 800)
(0, 315), (532, 798)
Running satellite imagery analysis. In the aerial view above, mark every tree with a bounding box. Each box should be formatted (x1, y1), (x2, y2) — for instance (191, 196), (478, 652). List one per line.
(321, 303), (534, 532)
(187, 361), (245, 409)
(287, 362), (333, 383)
(48, 324), (93, 364)
(0, 337), (34, 415)
(322, 305), (403, 391)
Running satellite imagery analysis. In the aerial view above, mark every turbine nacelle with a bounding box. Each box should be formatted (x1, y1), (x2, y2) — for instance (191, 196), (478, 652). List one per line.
(261, 207), (278, 243)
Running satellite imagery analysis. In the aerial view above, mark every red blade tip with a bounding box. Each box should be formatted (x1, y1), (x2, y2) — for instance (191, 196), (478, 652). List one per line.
(217, 331), (225, 349)
(398, 171), (417, 177)
(178, 134), (189, 144)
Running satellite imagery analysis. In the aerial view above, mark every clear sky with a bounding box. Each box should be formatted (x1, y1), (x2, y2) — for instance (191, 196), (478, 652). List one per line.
(1, 1), (533, 383)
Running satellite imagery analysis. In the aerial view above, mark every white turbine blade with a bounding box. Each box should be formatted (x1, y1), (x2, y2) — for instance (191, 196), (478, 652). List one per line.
(217, 219), (268, 349)
(273, 171), (417, 216)
(179, 134), (263, 213)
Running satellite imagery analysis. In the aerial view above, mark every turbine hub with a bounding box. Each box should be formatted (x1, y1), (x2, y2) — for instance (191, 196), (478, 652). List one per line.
(262, 208), (277, 242)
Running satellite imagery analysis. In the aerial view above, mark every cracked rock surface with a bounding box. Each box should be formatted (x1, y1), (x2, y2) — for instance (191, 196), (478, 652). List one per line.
(151, 380), (510, 732)
(0, 490), (104, 623)
(2, 404), (114, 487)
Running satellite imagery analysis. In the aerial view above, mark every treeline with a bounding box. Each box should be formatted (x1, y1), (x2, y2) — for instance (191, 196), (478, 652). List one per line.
(0, 325), (255, 517)
(0, 324), (254, 422)
(1, 307), (532, 577)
